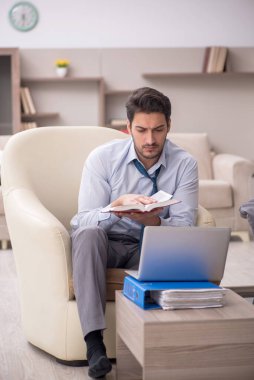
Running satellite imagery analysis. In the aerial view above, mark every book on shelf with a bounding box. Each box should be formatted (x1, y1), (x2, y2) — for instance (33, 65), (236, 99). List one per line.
(20, 87), (30, 114)
(203, 47), (228, 73)
(123, 275), (227, 310)
(24, 87), (36, 114)
(21, 122), (38, 131)
(202, 47), (211, 73)
(110, 119), (127, 127)
(216, 47), (228, 73)
(20, 87), (36, 114)
(101, 190), (180, 213)
(207, 47), (220, 73)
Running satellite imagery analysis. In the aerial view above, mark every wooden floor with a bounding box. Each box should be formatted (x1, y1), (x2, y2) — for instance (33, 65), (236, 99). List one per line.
(0, 242), (253, 380)
(0, 249), (116, 380)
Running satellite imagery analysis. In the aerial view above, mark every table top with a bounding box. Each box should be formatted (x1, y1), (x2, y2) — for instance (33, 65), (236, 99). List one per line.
(221, 241), (254, 296)
(116, 289), (254, 325)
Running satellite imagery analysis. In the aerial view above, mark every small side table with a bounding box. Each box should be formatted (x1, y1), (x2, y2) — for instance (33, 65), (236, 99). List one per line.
(116, 290), (254, 380)
(221, 241), (254, 298)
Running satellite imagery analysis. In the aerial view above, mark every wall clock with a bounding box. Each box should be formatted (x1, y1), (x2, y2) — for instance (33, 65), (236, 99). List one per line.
(9, 2), (39, 32)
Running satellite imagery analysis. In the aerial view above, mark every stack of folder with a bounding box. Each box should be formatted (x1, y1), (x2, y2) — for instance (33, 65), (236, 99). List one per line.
(123, 276), (227, 310)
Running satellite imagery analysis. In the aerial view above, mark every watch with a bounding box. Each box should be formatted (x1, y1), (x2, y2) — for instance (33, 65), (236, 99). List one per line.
(9, 2), (39, 32)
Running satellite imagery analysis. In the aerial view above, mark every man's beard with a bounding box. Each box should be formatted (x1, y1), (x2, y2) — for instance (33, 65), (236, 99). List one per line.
(139, 144), (161, 160)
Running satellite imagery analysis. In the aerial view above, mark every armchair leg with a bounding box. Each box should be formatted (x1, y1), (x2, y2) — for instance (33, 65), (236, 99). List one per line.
(1, 239), (9, 250)
(55, 358), (88, 367)
(55, 358), (116, 367)
(231, 231), (250, 242)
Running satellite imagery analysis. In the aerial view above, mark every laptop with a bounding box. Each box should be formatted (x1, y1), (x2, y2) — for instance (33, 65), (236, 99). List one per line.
(126, 226), (231, 282)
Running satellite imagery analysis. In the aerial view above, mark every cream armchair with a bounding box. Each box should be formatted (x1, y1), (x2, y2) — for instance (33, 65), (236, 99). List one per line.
(169, 133), (254, 232)
(0, 135), (11, 249)
(2, 127), (214, 362)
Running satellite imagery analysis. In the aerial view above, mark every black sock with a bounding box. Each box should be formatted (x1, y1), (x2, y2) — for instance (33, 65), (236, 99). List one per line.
(85, 330), (105, 361)
(84, 330), (112, 378)
(85, 330), (103, 348)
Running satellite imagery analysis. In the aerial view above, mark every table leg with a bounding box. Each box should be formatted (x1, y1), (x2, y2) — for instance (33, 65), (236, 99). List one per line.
(116, 334), (142, 380)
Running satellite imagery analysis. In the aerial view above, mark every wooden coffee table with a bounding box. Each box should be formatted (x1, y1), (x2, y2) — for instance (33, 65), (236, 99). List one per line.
(221, 241), (254, 297)
(116, 290), (254, 380)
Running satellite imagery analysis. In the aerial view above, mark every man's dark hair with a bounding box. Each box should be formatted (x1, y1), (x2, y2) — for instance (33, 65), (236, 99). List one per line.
(126, 87), (171, 124)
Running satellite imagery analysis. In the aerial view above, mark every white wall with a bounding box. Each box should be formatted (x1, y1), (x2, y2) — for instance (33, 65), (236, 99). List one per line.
(1, 0), (254, 48)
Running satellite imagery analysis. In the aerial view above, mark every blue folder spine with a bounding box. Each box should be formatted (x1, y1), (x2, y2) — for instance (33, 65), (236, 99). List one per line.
(123, 276), (161, 309)
(123, 276), (146, 308)
(123, 275), (222, 310)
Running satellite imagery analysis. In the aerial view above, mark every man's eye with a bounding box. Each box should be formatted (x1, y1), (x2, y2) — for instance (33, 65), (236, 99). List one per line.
(154, 128), (164, 133)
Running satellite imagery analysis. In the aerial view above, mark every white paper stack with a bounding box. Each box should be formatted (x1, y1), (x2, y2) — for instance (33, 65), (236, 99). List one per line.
(150, 282), (227, 310)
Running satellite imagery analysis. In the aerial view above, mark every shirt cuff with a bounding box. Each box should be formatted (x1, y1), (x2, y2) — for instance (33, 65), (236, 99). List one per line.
(98, 211), (111, 221)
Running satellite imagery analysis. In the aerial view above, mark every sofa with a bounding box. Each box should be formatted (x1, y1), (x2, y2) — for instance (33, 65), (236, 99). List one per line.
(2, 127), (215, 362)
(169, 133), (254, 232)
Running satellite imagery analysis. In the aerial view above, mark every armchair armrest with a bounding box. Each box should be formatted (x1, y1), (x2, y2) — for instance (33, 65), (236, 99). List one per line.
(196, 204), (216, 227)
(3, 187), (73, 302)
(213, 154), (254, 186)
(213, 154), (254, 227)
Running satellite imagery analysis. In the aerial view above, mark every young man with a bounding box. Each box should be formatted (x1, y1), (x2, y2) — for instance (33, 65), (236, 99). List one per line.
(71, 87), (198, 378)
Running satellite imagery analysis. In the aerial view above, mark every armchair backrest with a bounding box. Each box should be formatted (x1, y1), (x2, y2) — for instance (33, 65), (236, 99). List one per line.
(168, 133), (213, 179)
(2, 127), (128, 230)
(2, 128), (215, 232)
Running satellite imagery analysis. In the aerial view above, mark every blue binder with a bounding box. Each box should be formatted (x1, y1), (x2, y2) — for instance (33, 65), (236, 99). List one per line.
(123, 275), (222, 310)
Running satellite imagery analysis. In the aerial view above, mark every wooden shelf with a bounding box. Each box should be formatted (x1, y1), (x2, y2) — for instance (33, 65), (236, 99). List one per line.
(21, 113), (59, 120)
(0, 123), (12, 128)
(21, 76), (103, 83)
(142, 72), (254, 78)
(105, 89), (133, 95)
(20, 76), (105, 126)
(0, 48), (20, 134)
(2, 46), (252, 162)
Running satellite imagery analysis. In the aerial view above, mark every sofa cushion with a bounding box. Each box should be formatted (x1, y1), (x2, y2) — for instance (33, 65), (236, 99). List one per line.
(168, 133), (213, 180)
(199, 180), (233, 209)
(70, 268), (126, 302)
(106, 268), (126, 301)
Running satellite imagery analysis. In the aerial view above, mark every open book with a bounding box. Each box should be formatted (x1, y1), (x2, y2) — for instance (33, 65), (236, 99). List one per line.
(101, 190), (180, 213)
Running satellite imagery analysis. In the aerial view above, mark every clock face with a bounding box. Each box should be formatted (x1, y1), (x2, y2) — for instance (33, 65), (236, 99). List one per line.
(9, 2), (39, 32)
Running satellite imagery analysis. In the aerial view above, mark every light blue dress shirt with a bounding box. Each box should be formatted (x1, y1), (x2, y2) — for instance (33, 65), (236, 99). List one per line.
(71, 137), (199, 240)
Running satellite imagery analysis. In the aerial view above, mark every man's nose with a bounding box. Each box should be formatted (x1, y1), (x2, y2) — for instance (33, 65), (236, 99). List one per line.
(146, 131), (155, 145)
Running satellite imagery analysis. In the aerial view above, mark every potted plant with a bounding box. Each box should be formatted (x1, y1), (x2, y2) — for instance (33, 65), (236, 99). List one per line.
(55, 59), (70, 77)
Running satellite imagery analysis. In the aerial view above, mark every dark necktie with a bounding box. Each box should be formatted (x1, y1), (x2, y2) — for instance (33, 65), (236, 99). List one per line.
(133, 159), (161, 195)
(133, 159), (161, 250)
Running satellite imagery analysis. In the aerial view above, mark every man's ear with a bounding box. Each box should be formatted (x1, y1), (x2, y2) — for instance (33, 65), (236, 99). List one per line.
(167, 119), (171, 133)
(127, 120), (132, 135)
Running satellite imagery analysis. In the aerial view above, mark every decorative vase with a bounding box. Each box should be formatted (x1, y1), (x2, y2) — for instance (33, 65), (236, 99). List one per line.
(56, 67), (68, 77)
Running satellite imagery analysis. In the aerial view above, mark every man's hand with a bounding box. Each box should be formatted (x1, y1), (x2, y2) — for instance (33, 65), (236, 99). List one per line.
(110, 194), (156, 208)
(110, 193), (162, 226)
